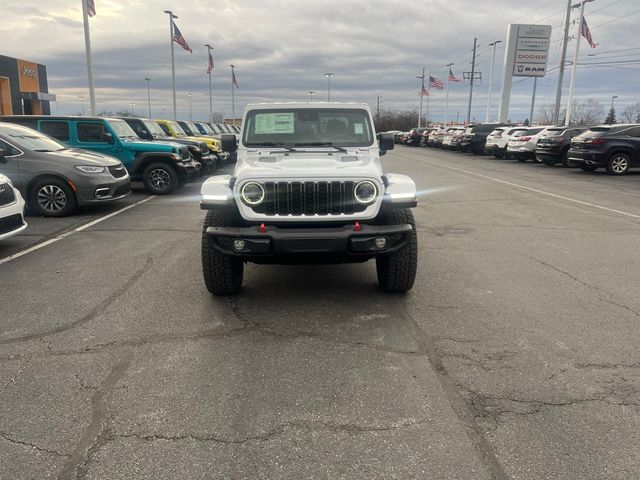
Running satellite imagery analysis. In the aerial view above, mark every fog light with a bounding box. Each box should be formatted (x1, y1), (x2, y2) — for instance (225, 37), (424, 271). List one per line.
(232, 239), (246, 251)
(374, 237), (387, 249)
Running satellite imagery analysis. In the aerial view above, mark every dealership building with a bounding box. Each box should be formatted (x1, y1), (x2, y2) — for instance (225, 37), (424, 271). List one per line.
(0, 55), (56, 115)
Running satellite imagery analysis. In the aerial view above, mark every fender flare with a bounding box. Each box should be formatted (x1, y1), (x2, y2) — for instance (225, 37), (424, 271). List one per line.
(131, 152), (177, 175)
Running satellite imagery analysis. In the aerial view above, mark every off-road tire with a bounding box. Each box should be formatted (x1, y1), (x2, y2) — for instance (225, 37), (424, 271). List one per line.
(29, 177), (77, 217)
(142, 162), (178, 195)
(202, 210), (244, 295)
(375, 208), (418, 293)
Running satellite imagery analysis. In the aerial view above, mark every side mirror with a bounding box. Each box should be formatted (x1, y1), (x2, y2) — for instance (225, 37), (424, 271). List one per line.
(221, 134), (237, 153)
(377, 132), (395, 154)
(103, 132), (115, 144)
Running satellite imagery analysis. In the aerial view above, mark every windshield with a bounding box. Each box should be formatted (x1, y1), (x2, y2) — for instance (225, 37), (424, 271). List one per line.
(143, 120), (167, 137)
(243, 108), (374, 148)
(107, 119), (138, 139)
(168, 121), (187, 137)
(197, 123), (214, 134)
(0, 124), (66, 151)
(209, 124), (224, 134)
(185, 122), (201, 134)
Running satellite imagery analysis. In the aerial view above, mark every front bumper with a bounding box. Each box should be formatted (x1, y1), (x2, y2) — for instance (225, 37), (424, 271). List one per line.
(176, 159), (201, 177)
(0, 189), (27, 241)
(76, 175), (131, 206)
(206, 222), (413, 259)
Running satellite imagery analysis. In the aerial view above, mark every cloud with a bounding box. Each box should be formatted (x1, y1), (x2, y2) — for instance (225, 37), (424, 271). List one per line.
(3, 0), (638, 122)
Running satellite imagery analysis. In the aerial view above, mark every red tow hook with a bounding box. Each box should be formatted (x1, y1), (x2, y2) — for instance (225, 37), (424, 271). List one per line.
(354, 221), (362, 232)
(259, 223), (267, 233)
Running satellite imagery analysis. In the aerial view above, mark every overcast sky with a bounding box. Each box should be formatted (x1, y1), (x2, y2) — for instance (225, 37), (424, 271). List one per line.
(2, 0), (638, 122)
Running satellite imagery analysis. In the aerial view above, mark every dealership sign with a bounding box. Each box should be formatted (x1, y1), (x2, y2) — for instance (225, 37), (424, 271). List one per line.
(499, 23), (553, 122)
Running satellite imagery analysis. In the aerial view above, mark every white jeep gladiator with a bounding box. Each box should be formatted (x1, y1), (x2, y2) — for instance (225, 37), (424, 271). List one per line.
(200, 102), (418, 294)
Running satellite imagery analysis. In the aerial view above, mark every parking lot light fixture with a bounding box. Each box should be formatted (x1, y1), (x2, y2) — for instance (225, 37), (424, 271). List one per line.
(610, 95), (618, 124)
(486, 41), (502, 122)
(188, 93), (193, 120)
(145, 77), (152, 118)
(325, 73), (334, 102)
(307, 91), (315, 102)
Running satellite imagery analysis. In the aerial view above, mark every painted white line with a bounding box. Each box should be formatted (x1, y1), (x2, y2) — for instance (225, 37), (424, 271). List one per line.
(421, 160), (640, 220)
(0, 196), (154, 266)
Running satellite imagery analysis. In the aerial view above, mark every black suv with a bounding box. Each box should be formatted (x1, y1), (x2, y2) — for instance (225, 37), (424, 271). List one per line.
(460, 123), (508, 154)
(567, 124), (640, 175)
(536, 126), (587, 166)
(406, 128), (427, 146)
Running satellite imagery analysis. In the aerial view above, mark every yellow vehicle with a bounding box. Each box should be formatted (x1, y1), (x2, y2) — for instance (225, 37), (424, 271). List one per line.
(156, 119), (224, 160)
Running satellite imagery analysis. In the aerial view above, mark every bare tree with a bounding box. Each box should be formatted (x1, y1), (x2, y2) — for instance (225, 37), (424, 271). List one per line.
(571, 99), (603, 126)
(374, 109), (419, 132)
(622, 102), (640, 123)
(535, 104), (565, 125)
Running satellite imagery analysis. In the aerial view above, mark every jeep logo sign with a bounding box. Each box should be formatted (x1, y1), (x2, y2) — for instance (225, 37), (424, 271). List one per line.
(21, 66), (37, 78)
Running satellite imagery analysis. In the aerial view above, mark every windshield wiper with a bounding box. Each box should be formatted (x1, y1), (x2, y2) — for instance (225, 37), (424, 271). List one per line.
(251, 142), (296, 151)
(34, 149), (53, 152)
(295, 142), (348, 152)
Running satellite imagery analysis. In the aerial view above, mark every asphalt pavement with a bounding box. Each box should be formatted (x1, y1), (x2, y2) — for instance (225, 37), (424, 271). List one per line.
(1, 147), (639, 479)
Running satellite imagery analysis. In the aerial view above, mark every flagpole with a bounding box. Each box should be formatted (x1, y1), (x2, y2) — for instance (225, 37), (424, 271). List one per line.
(425, 72), (431, 127)
(82, 0), (96, 115)
(205, 44), (213, 123)
(230, 65), (236, 127)
(445, 63), (453, 126)
(565, 1), (590, 126)
(164, 10), (177, 119)
(417, 67), (425, 128)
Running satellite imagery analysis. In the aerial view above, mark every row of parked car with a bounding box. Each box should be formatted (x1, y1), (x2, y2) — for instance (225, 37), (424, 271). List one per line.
(0, 116), (240, 242)
(393, 122), (640, 175)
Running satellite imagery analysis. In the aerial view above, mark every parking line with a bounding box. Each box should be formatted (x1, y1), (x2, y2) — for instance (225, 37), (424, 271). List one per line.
(0, 196), (154, 266)
(420, 160), (640, 220)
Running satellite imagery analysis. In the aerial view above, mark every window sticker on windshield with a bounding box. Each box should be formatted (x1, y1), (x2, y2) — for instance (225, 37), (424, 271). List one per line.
(255, 113), (295, 134)
(354, 123), (364, 135)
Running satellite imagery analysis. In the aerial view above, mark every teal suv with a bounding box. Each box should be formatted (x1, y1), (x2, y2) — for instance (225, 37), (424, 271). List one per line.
(1, 116), (200, 194)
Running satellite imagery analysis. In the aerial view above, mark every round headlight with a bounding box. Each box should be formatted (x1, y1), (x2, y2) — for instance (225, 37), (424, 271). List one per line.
(354, 180), (377, 205)
(241, 182), (265, 205)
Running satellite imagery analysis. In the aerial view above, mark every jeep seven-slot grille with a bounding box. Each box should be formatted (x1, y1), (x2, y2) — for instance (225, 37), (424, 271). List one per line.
(251, 181), (368, 216)
(0, 184), (17, 207)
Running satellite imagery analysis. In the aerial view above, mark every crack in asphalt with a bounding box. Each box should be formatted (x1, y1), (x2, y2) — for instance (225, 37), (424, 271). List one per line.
(58, 352), (133, 480)
(0, 257), (154, 346)
(0, 431), (70, 458)
(109, 418), (431, 446)
(397, 300), (511, 480)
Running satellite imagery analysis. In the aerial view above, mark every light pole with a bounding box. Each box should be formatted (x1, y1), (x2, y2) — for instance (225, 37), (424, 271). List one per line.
(307, 91), (315, 102)
(324, 73), (334, 102)
(161, 108), (166, 119)
(187, 93), (193, 120)
(486, 40), (501, 122)
(79, 96), (85, 115)
(145, 77), (151, 118)
(129, 103), (135, 116)
(610, 95), (618, 124)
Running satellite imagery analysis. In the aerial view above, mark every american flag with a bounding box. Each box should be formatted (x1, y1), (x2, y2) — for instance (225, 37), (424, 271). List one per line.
(448, 68), (462, 82)
(422, 86), (429, 97)
(581, 17), (597, 48)
(232, 68), (239, 88)
(429, 76), (444, 89)
(207, 51), (214, 74)
(172, 21), (192, 53)
(86, 0), (96, 17)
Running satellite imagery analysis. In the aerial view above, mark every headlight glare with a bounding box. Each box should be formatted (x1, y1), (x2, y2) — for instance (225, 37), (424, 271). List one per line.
(75, 165), (105, 173)
(241, 182), (265, 206)
(354, 180), (377, 205)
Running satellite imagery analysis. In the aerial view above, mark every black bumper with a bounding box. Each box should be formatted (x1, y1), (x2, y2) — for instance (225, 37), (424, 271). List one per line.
(176, 159), (201, 177)
(206, 223), (413, 259)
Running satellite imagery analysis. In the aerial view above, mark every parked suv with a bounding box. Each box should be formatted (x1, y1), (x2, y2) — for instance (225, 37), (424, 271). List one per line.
(484, 126), (528, 158)
(568, 124), (640, 175)
(121, 117), (217, 175)
(442, 127), (465, 150)
(406, 128), (427, 146)
(176, 120), (223, 155)
(0, 173), (27, 240)
(506, 126), (549, 161)
(156, 119), (222, 164)
(460, 123), (506, 154)
(200, 102), (418, 295)
(0, 122), (130, 216)
(1, 116), (197, 195)
(535, 126), (587, 166)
